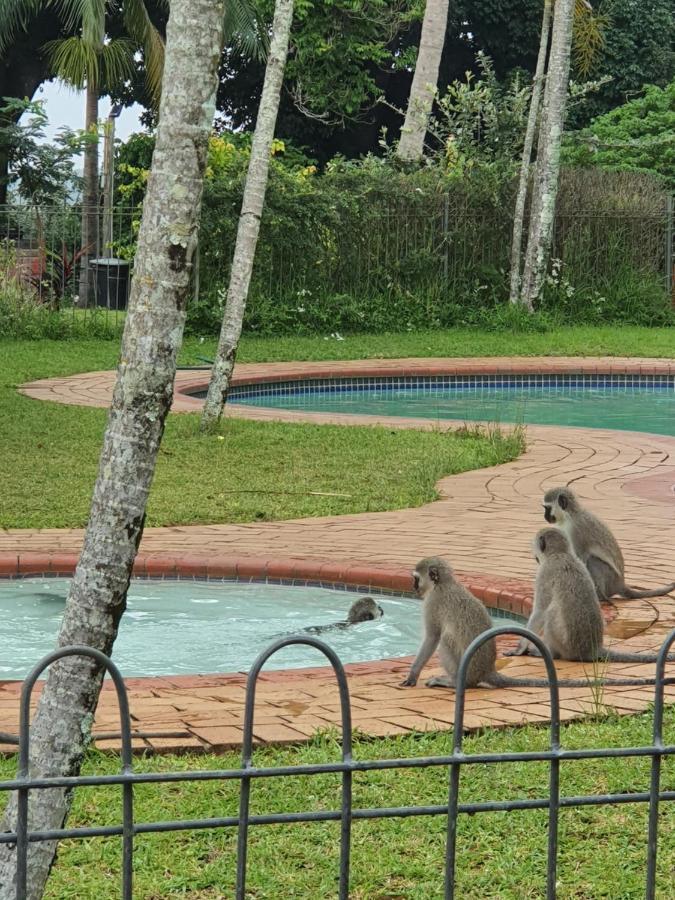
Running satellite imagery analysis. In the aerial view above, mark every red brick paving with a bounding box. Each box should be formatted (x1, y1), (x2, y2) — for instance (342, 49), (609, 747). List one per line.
(1, 357), (674, 753)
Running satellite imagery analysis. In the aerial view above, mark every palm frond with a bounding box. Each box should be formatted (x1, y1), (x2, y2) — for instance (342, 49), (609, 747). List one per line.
(223, 0), (268, 61)
(0, 0), (42, 54)
(573, 0), (608, 78)
(56, 0), (106, 46)
(45, 35), (135, 92)
(122, 0), (165, 105)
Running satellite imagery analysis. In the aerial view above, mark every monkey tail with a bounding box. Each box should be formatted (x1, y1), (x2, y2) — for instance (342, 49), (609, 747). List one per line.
(597, 649), (675, 664)
(0, 731), (18, 745)
(488, 673), (660, 688)
(616, 582), (675, 600)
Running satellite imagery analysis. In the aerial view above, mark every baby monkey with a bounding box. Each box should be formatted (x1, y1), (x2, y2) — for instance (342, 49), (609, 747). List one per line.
(508, 528), (675, 666)
(543, 486), (675, 601)
(401, 556), (661, 690)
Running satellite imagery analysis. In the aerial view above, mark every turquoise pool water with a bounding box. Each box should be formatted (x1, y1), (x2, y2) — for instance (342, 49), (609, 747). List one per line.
(0, 578), (519, 679)
(229, 378), (675, 436)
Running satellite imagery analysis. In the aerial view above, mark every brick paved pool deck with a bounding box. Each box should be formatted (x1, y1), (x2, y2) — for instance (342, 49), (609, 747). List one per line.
(1, 357), (674, 754)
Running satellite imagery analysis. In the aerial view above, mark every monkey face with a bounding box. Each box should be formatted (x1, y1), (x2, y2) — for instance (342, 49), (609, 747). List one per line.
(412, 570), (421, 594)
(543, 503), (556, 524)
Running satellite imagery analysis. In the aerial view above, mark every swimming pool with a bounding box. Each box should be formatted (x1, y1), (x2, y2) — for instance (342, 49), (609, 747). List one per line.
(222, 374), (675, 436)
(0, 578), (519, 679)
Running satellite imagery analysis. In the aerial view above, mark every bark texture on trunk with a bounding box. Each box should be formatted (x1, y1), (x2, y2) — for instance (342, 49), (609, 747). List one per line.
(396, 0), (450, 162)
(520, 0), (575, 309)
(77, 82), (100, 307)
(0, 1), (224, 897)
(508, 0), (553, 307)
(200, 0), (294, 431)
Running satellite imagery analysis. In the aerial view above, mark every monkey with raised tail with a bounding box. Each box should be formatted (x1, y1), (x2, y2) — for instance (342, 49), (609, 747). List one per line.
(543, 486), (675, 601)
(507, 527), (675, 664)
(401, 556), (663, 690)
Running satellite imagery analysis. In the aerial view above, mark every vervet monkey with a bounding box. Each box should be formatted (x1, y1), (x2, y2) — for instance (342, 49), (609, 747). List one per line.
(508, 528), (675, 665)
(543, 486), (675, 601)
(402, 556), (662, 689)
(275, 596), (384, 638)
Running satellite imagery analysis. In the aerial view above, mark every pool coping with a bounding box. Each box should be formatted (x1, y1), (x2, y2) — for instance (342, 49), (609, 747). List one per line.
(0, 551), (534, 686)
(5, 356), (674, 753)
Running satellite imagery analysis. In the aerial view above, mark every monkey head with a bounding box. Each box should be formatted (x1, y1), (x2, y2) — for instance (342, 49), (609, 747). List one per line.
(533, 527), (572, 559)
(542, 486), (578, 524)
(412, 556), (452, 597)
(347, 597), (384, 624)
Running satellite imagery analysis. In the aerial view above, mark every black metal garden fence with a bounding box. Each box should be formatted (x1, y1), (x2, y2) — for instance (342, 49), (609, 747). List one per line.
(1, 625), (675, 899)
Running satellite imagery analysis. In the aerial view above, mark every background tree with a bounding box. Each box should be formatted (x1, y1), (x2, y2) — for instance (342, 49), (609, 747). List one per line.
(201, 0), (295, 431)
(43, 0), (165, 302)
(564, 80), (675, 188)
(519, 0), (576, 308)
(396, 0), (450, 161)
(0, 0), (225, 895)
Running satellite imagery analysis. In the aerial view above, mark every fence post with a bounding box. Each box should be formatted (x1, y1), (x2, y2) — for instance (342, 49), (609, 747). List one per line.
(665, 195), (673, 304)
(443, 193), (450, 284)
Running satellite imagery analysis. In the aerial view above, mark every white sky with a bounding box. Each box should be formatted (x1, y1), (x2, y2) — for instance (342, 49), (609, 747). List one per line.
(32, 79), (147, 142)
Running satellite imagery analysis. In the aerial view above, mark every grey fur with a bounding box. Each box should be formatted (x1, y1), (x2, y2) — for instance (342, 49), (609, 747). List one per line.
(543, 486), (675, 601)
(506, 527), (675, 668)
(276, 596), (384, 637)
(402, 555), (661, 690)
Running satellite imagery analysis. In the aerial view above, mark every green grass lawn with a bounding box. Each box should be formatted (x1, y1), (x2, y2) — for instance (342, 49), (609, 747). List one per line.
(0, 341), (522, 529)
(1, 708), (674, 898)
(2, 325), (673, 529)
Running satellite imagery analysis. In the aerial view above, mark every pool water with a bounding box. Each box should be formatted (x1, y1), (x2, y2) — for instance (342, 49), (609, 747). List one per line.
(233, 382), (675, 436)
(0, 578), (519, 679)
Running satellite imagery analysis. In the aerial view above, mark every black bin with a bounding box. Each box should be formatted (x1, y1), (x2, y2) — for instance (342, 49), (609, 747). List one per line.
(90, 258), (131, 310)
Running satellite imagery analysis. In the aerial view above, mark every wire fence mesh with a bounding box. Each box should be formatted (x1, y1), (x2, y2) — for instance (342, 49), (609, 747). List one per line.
(0, 182), (672, 332)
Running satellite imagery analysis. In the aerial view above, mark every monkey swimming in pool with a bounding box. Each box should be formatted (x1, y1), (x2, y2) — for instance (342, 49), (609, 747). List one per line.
(400, 555), (665, 690)
(273, 596), (384, 639)
(542, 486), (675, 601)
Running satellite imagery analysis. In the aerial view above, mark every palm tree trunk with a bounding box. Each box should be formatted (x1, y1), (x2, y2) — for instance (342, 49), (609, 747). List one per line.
(396, 0), (450, 162)
(77, 80), (100, 307)
(0, 1), (224, 896)
(520, 0), (575, 308)
(200, 0), (295, 431)
(509, 0), (553, 307)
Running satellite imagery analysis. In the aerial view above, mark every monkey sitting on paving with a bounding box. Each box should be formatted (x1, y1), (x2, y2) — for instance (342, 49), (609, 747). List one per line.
(507, 527), (675, 666)
(543, 486), (675, 601)
(400, 556), (662, 690)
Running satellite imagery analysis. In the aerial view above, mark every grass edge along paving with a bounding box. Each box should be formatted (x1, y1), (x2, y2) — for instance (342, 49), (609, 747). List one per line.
(2, 339), (524, 529)
(1, 708), (675, 897)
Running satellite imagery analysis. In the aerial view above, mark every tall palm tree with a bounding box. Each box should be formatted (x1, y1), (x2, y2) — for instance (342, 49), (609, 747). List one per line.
(510, 0), (606, 308)
(201, 0), (295, 431)
(45, 0), (166, 302)
(396, 0), (450, 162)
(0, 1), (226, 894)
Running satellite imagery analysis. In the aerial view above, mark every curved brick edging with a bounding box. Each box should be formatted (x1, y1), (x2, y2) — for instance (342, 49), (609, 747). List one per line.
(3, 357), (674, 753)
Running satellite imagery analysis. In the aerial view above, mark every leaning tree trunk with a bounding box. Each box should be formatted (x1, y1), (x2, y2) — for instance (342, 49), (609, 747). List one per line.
(396, 0), (450, 162)
(508, 0), (553, 307)
(520, 0), (575, 309)
(76, 81), (100, 307)
(0, 1), (224, 897)
(200, 0), (295, 431)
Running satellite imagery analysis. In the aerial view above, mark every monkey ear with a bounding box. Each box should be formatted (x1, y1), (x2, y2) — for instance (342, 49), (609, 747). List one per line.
(559, 494), (568, 510)
(429, 565), (439, 583)
(538, 534), (546, 553)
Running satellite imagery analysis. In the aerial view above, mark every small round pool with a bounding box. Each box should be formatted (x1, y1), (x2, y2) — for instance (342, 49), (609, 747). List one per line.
(0, 578), (518, 679)
(213, 374), (675, 436)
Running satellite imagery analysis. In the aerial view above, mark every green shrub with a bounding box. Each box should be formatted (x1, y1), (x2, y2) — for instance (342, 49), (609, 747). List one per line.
(0, 280), (123, 340)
